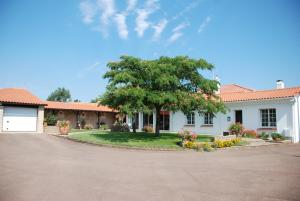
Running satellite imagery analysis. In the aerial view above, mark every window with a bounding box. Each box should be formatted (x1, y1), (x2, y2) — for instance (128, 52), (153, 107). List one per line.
(143, 113), (153, 127)
(260, 109), (276, 127)
(186, 112), (195, 125)
(204, 113), (213, 125)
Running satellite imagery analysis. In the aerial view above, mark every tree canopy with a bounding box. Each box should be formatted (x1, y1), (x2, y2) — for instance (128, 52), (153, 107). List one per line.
(47, 87), (71, 102)
(90, 95), (101, 103)
(101, 55), (226, 135)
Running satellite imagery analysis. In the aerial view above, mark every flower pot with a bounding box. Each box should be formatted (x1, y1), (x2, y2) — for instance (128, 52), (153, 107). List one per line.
(59, 127), (70, 135)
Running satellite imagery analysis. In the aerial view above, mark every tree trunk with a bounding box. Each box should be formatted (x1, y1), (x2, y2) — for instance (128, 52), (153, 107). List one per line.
(132, 116), (136, 133)
(155, 106), (161, 136)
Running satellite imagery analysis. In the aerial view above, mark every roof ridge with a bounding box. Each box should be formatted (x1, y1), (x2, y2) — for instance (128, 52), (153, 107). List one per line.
(224, 83), (255, 91)
(0, 87), (29, 90)
(254, 86), (300, 93)
(45, 100), (97, 105)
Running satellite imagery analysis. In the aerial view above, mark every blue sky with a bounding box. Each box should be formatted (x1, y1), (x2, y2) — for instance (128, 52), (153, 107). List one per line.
(0, 0), (299, 102)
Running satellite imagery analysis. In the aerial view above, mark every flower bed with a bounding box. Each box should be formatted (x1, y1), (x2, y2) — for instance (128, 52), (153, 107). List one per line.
(178, 129), (245, 152)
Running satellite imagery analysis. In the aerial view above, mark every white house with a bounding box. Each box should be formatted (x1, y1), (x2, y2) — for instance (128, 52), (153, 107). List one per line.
(127, 80), (300, 143)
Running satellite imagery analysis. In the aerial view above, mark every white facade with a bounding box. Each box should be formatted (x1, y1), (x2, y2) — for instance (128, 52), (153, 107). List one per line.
(127, 97), (300, 143)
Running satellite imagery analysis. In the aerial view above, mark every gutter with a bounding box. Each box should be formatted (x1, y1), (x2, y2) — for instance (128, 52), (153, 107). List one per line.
(224, 97), (293, 104)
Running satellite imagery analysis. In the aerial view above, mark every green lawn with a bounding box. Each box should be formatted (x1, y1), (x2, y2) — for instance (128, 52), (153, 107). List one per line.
(68, 131), (214, 150)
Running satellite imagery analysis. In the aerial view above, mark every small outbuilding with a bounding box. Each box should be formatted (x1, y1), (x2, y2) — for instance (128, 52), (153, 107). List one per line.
(0, 88), (45, 133)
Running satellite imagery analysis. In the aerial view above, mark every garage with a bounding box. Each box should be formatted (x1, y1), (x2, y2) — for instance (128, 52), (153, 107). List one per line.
(0, 88), (45, 133)
(3, 106), (38, 132)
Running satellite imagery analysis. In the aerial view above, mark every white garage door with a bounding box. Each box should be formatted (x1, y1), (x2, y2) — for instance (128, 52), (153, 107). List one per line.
(3, 106), (37, 132)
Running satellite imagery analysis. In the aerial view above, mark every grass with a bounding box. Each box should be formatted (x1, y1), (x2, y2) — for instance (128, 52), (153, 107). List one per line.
(68, 130), (214, 150)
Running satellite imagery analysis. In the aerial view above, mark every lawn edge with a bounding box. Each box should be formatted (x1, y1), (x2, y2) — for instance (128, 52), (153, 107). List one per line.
(51, 133), (186, 151)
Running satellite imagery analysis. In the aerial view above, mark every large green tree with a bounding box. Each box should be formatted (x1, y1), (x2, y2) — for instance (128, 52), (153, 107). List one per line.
(101, 55), (226, 136)
(47, 87), (71, 102)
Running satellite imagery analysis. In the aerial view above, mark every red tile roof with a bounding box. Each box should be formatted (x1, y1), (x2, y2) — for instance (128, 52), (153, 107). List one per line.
(220, 86), (300, 102)
(220, 84), (254, 93)
(0, 88), (46, 105)
(45, 101), (116, 112)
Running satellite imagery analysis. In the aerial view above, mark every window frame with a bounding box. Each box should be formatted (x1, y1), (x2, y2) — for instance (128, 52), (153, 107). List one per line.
(260, 108), (277, 127)
(204, 113), (213, 125)
(186, 112), (195, 125)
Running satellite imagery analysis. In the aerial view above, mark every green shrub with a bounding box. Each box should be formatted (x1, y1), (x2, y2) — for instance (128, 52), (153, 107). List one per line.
(45, 113), (57, 126)
(243, 129), (257, 138)
(201, 142), (214, 152)
(258, 132), (269, 140)
(143, 126), (154, 133)
(228, 123), (244, 136)
(271, 133), (284, 141)
(111, 121), (130, 132)
(84, 124), (93, 130)
(99, 124), (109, 130)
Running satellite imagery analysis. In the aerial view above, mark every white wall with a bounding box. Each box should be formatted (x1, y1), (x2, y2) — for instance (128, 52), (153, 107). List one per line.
(171, 98), (295, 138)
(124, 98), (299, 142)
(292, 95), (300, 143)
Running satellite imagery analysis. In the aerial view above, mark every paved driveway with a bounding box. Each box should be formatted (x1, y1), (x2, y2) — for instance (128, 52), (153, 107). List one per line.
(0, 134), (299, 201)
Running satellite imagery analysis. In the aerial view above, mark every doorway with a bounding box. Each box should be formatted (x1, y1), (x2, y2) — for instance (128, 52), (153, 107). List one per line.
(235, 110), (243, 124)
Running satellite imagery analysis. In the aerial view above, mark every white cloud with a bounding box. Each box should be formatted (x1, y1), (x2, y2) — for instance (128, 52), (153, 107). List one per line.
(152, 19), (168, 40)
(172, 0), (200, 21)
(135, 0), (159, 37)
(198, 16), (211, 33)
(113, 0), (137, 40)
(135, 10), (150, 37)
(167, 22), (189, 43)
(114, 13), (128, 39)
(172, 22), (189, 32)
(126, 0), (137, 11)
(79, 0), (97, 24)
(168, 32), (182, 43)
(97, 0), (116, 25)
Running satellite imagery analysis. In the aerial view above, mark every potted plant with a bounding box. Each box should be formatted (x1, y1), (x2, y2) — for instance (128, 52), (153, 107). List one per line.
(271, 133), (284, 142)
(228, 123), (244, 137)
(57, 120), (70, 135)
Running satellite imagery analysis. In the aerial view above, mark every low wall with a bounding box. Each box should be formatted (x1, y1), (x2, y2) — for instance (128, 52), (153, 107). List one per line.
(44, 126), (59, 134)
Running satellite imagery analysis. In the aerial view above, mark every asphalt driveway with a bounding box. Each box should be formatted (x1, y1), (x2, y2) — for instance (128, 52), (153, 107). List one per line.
(0, 134), (299, 201)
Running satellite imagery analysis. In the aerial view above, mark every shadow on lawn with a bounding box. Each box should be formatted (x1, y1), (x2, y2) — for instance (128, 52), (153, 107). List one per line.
(90, 132), (180, 143)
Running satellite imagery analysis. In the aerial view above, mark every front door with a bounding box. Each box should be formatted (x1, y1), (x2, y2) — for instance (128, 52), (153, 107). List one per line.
(235, 110), (243, 124)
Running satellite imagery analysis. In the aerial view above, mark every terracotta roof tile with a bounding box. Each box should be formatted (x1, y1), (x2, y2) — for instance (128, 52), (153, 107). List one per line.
(0, 88), (46, 105)
(220, 84), (254, 93)
(221, 86), (300, 102)
(45, 101), (116, 112)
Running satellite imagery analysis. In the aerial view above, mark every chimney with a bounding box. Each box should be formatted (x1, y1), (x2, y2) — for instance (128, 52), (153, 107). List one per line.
(215, 75), (221, 94)
(276, 80), (285, 89)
